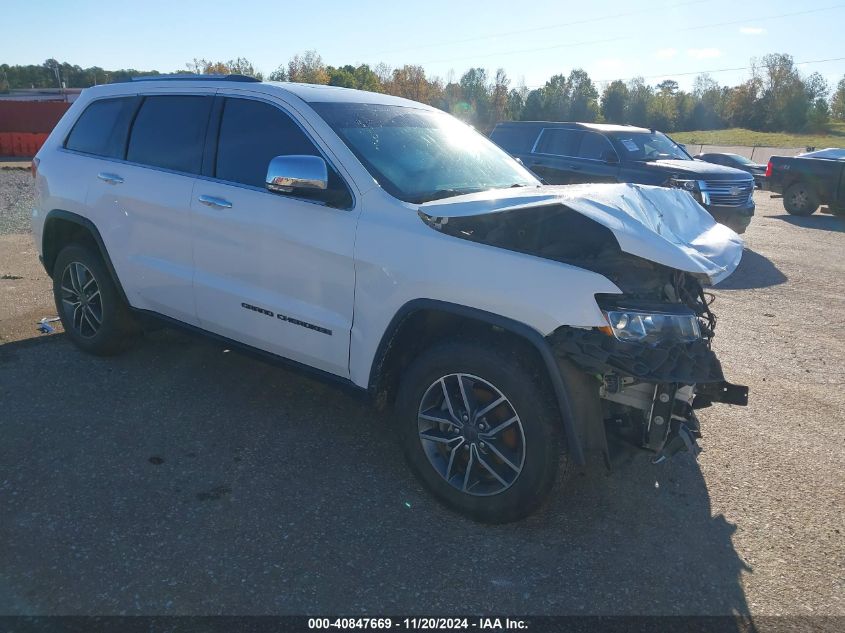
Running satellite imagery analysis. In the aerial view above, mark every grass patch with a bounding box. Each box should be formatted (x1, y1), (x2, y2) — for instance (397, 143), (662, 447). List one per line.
(673, 121), (845, 148)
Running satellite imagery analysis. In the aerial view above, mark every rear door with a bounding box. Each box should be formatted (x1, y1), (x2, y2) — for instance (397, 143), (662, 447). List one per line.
(189, 94), (358, 377)
(85, 92), (214, 324)
(526, 128), (583, 184)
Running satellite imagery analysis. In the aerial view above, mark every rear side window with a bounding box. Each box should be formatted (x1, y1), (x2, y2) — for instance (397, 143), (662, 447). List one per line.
(578, 132), (615, 161)
(535, 129), (581, 157)
(215, 97), (352, 208)
(489, 126), (537, 154)
(65, 97), (137, 158)
(127, 96), (212, 174)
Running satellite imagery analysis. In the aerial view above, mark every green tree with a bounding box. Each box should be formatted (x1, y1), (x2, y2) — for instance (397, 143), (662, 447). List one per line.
(326, 66), (356, 88)
(601, 80), (628, 124)
(831, 76), (845, 120)
(386, 65), (442, 105)
(690, 74), (723, 130)
(491, 68), (510, 126)
(459, 67), (491, 126)
(543, 74), (570, 120)
(286, 51), (329, 84)
(521, 89), (546, 120)
(567, 69), (598, 121)
(723, 78), (764, 129)
(507, 85), (528, 120)
(186, 57), (262, 79)
(626, 77), (651, 127)
(647, 85), (678, 131)
(268, 65), (288, 82)
(758, 53), (808, 131)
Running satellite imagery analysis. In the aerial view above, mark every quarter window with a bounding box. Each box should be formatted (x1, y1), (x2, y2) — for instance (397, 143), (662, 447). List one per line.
(65, 97), (137, 158)
(127, 95), (212, 174)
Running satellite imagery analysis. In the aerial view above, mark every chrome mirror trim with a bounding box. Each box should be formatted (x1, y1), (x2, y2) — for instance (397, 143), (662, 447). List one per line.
(266, 155), (328, 193)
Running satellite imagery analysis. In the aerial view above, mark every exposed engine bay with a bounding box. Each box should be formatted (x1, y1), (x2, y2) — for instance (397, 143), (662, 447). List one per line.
(419, 198), (748, 464)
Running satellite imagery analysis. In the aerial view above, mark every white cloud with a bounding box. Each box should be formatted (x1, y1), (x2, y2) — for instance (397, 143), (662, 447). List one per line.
(687, 48), (723, 60)
(740, 27), (766, 35)
(655, 48), (678, 59)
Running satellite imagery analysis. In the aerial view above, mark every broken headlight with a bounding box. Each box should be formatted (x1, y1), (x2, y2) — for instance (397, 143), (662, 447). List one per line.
(601, 309), (701, 344)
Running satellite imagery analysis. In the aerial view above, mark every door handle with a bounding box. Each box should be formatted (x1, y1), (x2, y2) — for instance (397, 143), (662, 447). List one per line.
(97, 172), (124, 185)
(198, 195), (233, 209)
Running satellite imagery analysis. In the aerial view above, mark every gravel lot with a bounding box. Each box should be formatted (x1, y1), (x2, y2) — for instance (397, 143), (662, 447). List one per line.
(0, 170), (843, 617)
(0, 168), (36, 236)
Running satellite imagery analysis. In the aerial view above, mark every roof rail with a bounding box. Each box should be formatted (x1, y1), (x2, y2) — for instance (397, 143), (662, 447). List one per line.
(129, 74), (260, 83)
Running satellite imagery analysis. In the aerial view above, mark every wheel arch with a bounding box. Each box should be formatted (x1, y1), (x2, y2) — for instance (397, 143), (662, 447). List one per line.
(368, 299), (587, 465)
(41, 209), (129, 304)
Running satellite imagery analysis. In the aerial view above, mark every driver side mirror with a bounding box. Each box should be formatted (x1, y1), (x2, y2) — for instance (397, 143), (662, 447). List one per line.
(602, 150), (619, 165)
(265, 155), (328, 194)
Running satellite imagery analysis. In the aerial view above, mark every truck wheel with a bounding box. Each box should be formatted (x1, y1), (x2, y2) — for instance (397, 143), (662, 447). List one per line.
(784, 183), (819, 216)
(395, 340), (564, 523)
(52, 243), (138, 356)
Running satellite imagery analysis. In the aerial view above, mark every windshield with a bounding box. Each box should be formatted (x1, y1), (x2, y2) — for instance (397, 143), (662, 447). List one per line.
(609, 131), (690, 161)
(311, 102), (539, 203)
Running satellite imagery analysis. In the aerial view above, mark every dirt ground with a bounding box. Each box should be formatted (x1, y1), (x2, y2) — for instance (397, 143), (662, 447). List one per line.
(0, 175), (843, 617)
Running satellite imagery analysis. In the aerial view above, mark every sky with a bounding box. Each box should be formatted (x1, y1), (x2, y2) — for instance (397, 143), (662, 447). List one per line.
(3, 0), (845, 92)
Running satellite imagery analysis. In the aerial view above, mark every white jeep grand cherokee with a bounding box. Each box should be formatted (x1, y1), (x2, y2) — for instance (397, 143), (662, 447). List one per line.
(31, 75), (748, 522)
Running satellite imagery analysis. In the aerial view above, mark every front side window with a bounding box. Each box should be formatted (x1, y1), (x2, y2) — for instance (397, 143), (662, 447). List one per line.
(127, 95), (212, 174)
(311, 102), (538, 204)
(609, 131), (690, 162)
(578, 132), (615, 161)
(215, 98), (352, 208)
(65, 97), (137, 158)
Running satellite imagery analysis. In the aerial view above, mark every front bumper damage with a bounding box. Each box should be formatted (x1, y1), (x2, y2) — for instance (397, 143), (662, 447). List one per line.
(549, 326), (748, 465)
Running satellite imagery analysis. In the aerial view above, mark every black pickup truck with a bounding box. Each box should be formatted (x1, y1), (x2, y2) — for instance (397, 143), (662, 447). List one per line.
(490, 121), (756, 233)
(765, 149), (845, 216)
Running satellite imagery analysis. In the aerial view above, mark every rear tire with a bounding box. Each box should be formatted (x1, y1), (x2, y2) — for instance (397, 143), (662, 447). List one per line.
(395, 340), (564, 523)
(783, 182), (819, 216)
(52, 243), (138, 356)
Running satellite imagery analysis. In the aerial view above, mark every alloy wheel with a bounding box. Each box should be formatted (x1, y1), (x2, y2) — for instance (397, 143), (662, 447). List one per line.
(417, 373), (526, 496)
(60, 262), (103, 339)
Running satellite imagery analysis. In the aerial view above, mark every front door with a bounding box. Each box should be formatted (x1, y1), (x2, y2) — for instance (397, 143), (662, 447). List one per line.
(190, 95), (359, 378)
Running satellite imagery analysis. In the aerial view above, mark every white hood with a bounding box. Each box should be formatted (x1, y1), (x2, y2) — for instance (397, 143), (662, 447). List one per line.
(419, 183), (744, 284)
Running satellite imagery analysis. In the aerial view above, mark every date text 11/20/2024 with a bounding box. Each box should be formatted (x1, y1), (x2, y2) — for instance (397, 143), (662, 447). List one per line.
(307, 617), (528, 630)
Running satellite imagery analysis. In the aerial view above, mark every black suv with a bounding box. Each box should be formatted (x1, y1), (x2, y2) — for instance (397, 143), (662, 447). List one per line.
(490, 122), (756, 233)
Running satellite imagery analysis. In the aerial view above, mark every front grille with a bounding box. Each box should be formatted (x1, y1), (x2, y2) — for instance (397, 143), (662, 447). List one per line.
(702, 179), (754, 207)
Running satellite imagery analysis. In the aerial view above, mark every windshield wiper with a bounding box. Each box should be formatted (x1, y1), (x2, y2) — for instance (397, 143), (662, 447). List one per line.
(411, 187), (487, 203)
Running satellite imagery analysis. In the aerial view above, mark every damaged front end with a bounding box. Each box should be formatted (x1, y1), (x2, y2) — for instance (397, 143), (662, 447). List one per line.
(418, 183), (749, 465)
(549, 284), (748, 465)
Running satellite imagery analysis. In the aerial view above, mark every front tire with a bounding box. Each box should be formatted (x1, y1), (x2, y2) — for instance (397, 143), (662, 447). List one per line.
(395, 340), (564, 523)
(784, 182), (819, 216)
(52, 243), (137, 355)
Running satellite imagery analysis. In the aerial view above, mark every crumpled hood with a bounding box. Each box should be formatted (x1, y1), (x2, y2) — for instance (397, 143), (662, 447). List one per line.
(418, 183), (744, 284)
